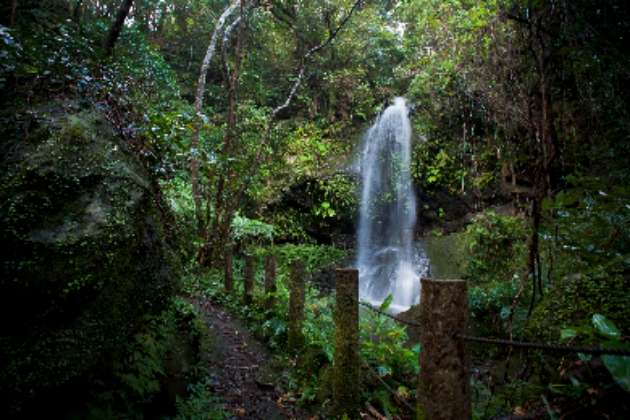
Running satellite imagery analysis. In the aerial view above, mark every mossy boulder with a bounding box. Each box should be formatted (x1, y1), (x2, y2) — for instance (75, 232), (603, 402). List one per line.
(527, 272), (630, 341)
(0, 101), (177, 415)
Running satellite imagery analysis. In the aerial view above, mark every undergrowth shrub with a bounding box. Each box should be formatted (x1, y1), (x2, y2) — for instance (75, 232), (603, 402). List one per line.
(462, 210), (527, 284)
(183, 243), (419, 415)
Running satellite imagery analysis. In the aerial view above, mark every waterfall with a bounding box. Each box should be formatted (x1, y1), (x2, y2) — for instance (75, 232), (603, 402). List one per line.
(356, 97), (429, 313)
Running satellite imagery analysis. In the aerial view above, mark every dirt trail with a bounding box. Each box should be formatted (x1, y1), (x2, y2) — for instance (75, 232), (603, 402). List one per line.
(195, 299), (307, 419)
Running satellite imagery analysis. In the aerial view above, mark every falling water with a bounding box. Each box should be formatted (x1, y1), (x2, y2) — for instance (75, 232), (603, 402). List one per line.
(356, 97), (430, 313)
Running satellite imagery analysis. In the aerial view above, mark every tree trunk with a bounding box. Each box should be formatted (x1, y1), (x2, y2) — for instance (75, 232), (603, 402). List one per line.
(73, 0), (83, 23)
(526, 198), (541, 317)
(102, 0), (134, 56)
(198, 2), (244, 266)
(10, 0), (17, 26)
(190, 1), (239, 238)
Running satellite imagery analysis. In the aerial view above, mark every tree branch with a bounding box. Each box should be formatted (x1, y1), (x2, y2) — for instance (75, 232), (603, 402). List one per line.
(194, 1), (240, 116)
(221, 15), (243, 78)
(271, 0), (363, 118)
(102, 0), (134, 56)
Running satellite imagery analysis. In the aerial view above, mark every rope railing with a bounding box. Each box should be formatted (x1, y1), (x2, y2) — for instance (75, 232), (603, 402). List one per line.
(361, 359), (417, 415)
(235, 261), (630, 417)
(356, 299), (422, 328)
(307, 280), (423, 328)
(308, 280), (629, 357)
(455, 333), (630, 356)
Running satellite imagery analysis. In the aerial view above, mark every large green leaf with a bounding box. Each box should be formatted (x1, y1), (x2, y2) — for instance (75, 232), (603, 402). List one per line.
(602, 355), (630, 392)
(592, 313), (621, 339)
(380, 294), (393, 311)
(560, 328), (577, 340)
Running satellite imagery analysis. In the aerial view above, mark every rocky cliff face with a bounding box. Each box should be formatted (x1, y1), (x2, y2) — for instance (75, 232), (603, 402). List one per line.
(0, 100), (178, 414)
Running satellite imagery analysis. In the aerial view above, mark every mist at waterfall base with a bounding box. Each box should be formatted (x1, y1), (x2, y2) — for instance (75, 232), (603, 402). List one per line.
(356, 97), (430, 314)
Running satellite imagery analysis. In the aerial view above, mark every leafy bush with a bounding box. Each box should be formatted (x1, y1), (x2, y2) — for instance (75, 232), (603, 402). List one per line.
(268, 209), (313, 243)
(411, 133), (466, 195)
(310, 173), (358, 220)
(230, 213), (274, 247)
(172, 378), (227, 420)
(469, 278), (523, 336)
(162, 176), (198, 257)
(560, 314), (630, 392)
(0, 25), (21, 89)
(359, 297), (419, 417)
(85, 297), (211, 418)
(530, 175), (630, 339)
(462, 210), (527, 284)
(272, 243), (347, 273)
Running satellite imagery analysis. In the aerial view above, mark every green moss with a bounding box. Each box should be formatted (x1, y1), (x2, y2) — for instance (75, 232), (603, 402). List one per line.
(0, 100), (178, 414)
(527, 273), (630, 340)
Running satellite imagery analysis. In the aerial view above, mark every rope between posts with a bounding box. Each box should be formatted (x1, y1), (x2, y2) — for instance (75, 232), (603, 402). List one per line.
(455, 333), (630, 356)
(357, 299), (422, 328)
(307, 281), (422, 328)
(308, 281), (629, 356)
(361, 359), (417, 415)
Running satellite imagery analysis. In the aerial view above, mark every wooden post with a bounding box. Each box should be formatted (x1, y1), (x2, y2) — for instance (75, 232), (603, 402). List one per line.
(243, 254), (254, 305)
(418, 278), (470, 420)
(287, 260), (305, 352)
(332, 268), (360, 418)
(224, 247), (233, 292)
(264, 254), (277, 308)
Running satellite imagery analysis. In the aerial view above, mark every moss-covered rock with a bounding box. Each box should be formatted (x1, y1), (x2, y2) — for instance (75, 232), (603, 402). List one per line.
(527, 272), (630, 341)
(0, 101), (177, 415)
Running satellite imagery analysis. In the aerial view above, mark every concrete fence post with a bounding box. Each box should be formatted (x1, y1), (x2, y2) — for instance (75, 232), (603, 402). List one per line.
(418, 278), (470, 420)
(287, 260), (305, 352)
(224, 247), (233, 292)
(243, 254), (254, 305)
(332, 268), (360, 418)
(264, 254), (277, 309)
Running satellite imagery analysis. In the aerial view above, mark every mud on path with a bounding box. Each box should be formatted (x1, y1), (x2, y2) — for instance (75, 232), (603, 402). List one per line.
(194, 299), (307, 419)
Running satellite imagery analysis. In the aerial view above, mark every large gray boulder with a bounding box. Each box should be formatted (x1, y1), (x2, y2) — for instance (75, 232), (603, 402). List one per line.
(0, 101), (177, 414)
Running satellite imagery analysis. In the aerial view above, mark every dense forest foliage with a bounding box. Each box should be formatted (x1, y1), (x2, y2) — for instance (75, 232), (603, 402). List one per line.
(1, 0), (629, 418)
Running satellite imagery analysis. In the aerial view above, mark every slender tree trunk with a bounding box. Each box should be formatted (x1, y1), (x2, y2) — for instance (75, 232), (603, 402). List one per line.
(10, 0), (17, 26)
(199, 2), (244, 266)
(155, 2), (167, 35)
(73, 0), (83, 23)
(526, 198), (541, 317)
(135, 0), (150, 33)
(102, 0), (134, 56)
(191, 1), (239, 238)
(526, 16), (557, 317)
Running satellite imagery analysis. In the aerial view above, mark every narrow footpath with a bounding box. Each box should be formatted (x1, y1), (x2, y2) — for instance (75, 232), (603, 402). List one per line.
(194, 299), (308, 419)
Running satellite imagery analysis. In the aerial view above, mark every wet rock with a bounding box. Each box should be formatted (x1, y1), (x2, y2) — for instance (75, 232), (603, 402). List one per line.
(0, 101), (178, 415)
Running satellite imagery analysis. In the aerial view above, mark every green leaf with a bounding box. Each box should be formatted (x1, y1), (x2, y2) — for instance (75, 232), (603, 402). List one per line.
(379, 294), (393, 312)
(376, 365), (392, 377)
(578, 353), (592, 362)
(560, 328), (577, 340)
(541, 394), (559, 420)
(592, 314), (620, 339)
(602, 355), (630, 392)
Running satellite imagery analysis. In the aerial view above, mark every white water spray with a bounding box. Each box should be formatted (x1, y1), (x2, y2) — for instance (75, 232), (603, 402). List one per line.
(356, 97), (430, 313)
